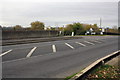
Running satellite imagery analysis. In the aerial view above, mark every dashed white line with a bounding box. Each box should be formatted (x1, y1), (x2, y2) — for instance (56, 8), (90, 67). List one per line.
(0, 49), (12, 57)
(84, 41), (95, 45)
(65, 43), (75, 49)
(52, 45), (57, 53)
(26, 47), (37, 58)
(92, 40), (102, 43)
(75, 42), (86, 47)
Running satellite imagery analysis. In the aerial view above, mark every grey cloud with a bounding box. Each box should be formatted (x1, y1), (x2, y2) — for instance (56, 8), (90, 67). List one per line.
(0, 2), (118, 27)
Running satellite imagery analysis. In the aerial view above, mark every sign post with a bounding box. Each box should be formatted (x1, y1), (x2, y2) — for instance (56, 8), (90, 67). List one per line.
(71, 32), (74, 36)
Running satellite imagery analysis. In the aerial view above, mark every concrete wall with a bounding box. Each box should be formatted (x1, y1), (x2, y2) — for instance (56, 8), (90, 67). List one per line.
(2, 30), (59, 40)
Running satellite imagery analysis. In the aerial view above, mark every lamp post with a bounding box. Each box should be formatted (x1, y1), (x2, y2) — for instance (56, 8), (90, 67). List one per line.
(100, 18), (102, 28)
(63, 25), (64, 36)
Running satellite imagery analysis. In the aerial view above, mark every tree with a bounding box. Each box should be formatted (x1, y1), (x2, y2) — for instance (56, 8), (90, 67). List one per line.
(64, 23), (85, 35)
(64, 24), (74, 35)
(107, 26), (119, 33)
(30, 21), (45, 30)
(65, 24), (73, 32)
(13, 25), (23, 30)
(64, 23), (100, 35)
(112, 26), (118, 30)
(51, 27), (56, 30)
(58, 27), (65, 31)
(92, 24), (99, 32)
(72, 22), (84, 35)
(25, 27), (31, 30)
(83, 24), (99, 33)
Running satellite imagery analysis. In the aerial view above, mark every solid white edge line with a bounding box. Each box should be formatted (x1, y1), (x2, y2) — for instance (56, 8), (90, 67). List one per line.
(84, 41), (95, 45)
(75, 42), (86, 47)
(65, 43), (75, 49)
(73, 50), (120, 78)
(26, 47), (37, 58)
(0, 49), (12, 57)
(52, 45), (56, 53)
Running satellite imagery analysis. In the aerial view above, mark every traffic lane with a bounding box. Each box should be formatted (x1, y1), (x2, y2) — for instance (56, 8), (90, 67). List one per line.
(82, 36), (118, 40)
(2, 38), (85, 51)
(1, 39), (102, 62)
(32, 45), (52, 56)
(2, 36), (116, 51)
(2, 48), (32, 62)
(2, 41), (53, 51)
(65, 42), (84, 49)
(2, 41), (83, 62)
(55, 43), (72, 52)
(3, 40), (118, 78)
(2, 39), (118, 78)
(2, 37), (117, 62)
(1, 39), (93, 62)
(1, 38), (99, 52)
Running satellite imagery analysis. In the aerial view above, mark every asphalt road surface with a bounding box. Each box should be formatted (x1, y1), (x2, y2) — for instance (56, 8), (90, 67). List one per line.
(2, 36), (119, 78)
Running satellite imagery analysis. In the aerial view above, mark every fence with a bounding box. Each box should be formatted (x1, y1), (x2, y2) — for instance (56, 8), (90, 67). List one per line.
(103, 32), (120, 35)
(2, 30), (59, 40)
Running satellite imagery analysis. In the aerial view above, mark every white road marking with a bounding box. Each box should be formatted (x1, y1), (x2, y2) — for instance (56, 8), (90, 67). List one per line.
(26, 47), (37, 58)
(65, 43), (75, 49)
(84, 41), (95, 45)
(75, 42), (86, 47)
(3, 53), (53, 63)
(0, 49), (12, 57)
(92, 40), (102, 43)
(52, 45), (56, 53)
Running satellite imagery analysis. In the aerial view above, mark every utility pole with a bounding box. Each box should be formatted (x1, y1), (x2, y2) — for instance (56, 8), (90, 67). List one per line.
(99, 18), (104, 35)
(55, 22), (58, 28)
(100, 18), (102, 28)
(63, 25), (64, 36)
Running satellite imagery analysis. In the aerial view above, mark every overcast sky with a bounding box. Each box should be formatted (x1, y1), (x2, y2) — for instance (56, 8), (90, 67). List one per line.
(0, 0), (119, 28)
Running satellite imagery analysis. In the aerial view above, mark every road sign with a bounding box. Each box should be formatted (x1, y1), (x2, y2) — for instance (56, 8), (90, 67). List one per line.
(90, 28), (93, 32)
(102, 29), (105, 32)
(99, 28), (102, 31)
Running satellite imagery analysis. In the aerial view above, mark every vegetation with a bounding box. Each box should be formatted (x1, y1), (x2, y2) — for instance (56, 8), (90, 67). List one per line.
(30, 21), (45, 30)
(106, 26), (119, 33)
(86, 64), (119, 79)
(1, 21), (119, 35)
(64, 23), (100, 35)
(64, 73), (77, 80)
(13, 25), (23, 30)
(83, 24), (99, 33)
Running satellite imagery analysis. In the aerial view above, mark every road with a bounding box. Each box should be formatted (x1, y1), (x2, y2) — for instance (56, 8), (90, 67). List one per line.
(2, 36), (119, 78)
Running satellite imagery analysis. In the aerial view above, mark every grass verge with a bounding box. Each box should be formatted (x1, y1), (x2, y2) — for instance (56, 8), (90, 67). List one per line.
(77, 35), (118, 36)
(64, 73), (77, 80)
(86, 64), (119, 79)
